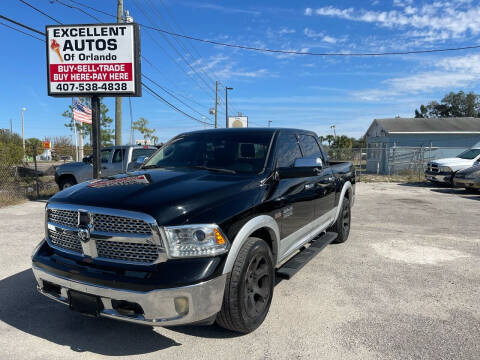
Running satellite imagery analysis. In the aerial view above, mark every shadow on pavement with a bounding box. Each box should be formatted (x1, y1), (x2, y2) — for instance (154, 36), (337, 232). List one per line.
(0, 269), (181, 356)
(398, 182), (480, 200)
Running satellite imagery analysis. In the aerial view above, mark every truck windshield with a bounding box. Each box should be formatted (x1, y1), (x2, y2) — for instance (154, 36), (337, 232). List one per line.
(144, 132), (273, 174)
(457, 149), (480, 160)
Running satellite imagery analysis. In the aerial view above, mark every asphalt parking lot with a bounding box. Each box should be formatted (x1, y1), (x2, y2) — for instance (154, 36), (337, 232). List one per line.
(0, 182), (478, 360)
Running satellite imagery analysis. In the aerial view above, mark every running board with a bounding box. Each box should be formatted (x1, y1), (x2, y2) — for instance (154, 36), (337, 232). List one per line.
(276, 232), (338, 280)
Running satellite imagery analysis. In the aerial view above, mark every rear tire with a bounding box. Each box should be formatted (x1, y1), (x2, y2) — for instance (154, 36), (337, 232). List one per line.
(59, 177), (76, 190)
(216, 237), (274, 334)
(329, 197), (351, 244)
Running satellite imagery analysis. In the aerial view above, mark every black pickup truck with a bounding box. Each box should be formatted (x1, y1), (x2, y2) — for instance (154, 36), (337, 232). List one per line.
(32, 128), (355, 333)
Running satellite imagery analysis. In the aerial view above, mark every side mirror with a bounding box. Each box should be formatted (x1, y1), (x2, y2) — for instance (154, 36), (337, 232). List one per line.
(278, 157), (323, 179)
(293, 157), (323, 168)
(82, 157), (91, 163)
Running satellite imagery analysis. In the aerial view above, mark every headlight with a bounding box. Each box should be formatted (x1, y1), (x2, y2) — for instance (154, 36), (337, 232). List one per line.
(163, 224), (229, 258)
(439, 166), (452, 173)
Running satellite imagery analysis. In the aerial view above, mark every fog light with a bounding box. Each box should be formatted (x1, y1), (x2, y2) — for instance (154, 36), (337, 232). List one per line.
(174, 296), (189, 316)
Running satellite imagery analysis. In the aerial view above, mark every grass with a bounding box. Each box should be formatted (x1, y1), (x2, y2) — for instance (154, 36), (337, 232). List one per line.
(358, 174), (426, 183)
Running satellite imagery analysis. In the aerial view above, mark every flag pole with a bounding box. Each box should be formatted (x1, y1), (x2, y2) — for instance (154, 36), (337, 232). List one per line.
(72, 98), (79, 162)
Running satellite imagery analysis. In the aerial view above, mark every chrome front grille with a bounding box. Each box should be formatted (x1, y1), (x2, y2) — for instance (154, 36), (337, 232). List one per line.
(96, 240), (160, 263)
(47, 209), (77, 227)
(93, 214), (152, 234)
(46, 205), (164, 264)
(48, 229), (82, 253)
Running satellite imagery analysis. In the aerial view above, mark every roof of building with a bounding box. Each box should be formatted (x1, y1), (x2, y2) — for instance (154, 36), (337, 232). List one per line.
(366, 117), (480, 136)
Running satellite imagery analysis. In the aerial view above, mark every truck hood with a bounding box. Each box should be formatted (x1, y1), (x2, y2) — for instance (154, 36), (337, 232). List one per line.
(49, 168), (262, 226)
(56, 162), (89, 170)
(431, 157), (476, 170)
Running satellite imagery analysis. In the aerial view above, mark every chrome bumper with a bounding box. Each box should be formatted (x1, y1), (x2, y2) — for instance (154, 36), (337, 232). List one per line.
(32, 265), (227, 326)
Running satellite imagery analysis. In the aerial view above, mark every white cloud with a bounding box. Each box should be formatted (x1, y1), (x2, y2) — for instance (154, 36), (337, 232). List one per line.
(279, 27), (296, 35)
(354, 54), (480, 101)
(189, 55), (270, 79)
(307, 2), (480, 42)
(303, 28), (338, 44)
(304, 7), (313, 16)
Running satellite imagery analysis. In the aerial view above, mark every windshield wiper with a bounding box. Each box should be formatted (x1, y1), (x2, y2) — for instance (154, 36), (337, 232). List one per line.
(192, 165), (236, 174)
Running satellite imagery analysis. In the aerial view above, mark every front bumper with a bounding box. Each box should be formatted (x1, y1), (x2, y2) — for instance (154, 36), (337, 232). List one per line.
(424, 171), (452, 183)
(453, 177), (480, 189)
(32, 265), (227, 326)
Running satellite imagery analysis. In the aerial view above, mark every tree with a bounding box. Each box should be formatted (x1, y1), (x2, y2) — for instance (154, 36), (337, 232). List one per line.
(325, 135), (335, 147)
(25, 138), (43, 159)
(63, 98), (114, 147)
(132, 117), (156, 143)
(414, 91), (480, 118)
(0, 130), (23, 168)
(52, 136), (74, 160)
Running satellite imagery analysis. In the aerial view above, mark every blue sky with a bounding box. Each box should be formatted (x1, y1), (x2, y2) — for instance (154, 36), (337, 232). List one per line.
(1, 0), (480, 143)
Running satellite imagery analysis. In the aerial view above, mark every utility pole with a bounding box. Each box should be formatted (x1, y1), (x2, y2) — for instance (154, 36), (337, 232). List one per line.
(10, 119), (12, 134)
(21, 107), (26, 152)
(268, 120), (272, 128)
(115, 0), (123, 146)
(92, 96), (101, 179)
(214, 81), (218, 128)
(225, 86), (233, 128)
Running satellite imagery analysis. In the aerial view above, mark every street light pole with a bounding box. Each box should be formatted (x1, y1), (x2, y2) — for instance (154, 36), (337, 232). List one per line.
(225, 87), (233, 128)
(21, 107), (26, 152)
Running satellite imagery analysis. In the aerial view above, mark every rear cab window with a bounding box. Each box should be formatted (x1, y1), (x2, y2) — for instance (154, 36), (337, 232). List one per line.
(276, 133), (302, 168)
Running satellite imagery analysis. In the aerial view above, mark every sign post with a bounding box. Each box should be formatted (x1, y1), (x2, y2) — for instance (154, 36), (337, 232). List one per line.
(46, 23), (141, 178)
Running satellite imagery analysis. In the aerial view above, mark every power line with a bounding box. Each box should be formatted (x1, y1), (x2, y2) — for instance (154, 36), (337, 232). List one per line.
(142, 73), (213, 120)
(54, 1), (480, 56)
(131, 0), (215, 94)
(55, 0), (102, 22)
(141, 55), (212, 110)
(0, 14), (45, 35)
(142, 83), (214, 126)
(0, 21), (45, 42)
(19, 0), (62, 24)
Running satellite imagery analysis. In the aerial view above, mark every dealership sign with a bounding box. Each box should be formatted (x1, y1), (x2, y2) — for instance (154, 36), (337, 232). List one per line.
(46, 23), (141, 97)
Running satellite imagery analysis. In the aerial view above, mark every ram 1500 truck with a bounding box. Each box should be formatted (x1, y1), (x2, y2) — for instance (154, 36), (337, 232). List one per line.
(32, 128), (355, 333)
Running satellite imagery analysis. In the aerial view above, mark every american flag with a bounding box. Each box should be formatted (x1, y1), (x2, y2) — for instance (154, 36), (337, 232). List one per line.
(72, 98), (92, 124)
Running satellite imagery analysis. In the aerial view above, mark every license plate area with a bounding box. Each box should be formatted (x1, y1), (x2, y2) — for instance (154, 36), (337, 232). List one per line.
(69, 290), (102, 316)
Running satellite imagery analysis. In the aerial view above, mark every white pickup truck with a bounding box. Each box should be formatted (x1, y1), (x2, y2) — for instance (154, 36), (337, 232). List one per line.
(55, 145), (157, 190)
(425, 147), (480, 185)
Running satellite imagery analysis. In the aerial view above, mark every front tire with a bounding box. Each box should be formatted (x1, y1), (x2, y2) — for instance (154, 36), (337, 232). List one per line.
(216, 237), (274, 333)
(329, 197), (351, 243)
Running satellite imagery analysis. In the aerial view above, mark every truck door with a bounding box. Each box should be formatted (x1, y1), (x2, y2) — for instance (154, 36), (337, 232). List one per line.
(297, 134), (336, 222)
(99, 148), (114, 177)
(274, 133), (316, 254)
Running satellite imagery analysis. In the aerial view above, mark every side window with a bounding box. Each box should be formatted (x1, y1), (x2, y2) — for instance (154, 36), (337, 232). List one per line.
(298, 135), (322, 158)
(276, 133), (302, 168)
(112, 149), (126, 163)
(101, 150), (111, 163)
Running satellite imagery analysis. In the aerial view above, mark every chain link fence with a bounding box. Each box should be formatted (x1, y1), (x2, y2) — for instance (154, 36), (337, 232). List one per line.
(327, 146), (471, 180)
(0, 143), (85, 207)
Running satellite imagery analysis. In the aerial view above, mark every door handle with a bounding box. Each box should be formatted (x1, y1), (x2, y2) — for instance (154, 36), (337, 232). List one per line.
(102, 166), (107, 169)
